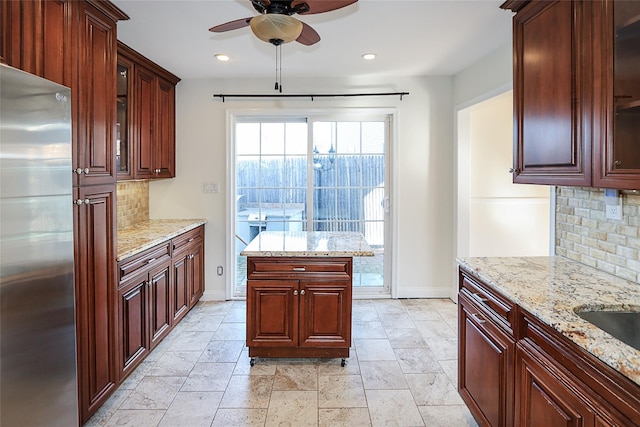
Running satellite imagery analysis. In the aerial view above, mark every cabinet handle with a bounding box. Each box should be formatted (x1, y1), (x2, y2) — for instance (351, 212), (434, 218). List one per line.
(293, 290), (298, 296)
(471, 313), (486, 324)
(147, 258), (157, 264)
(292, 267), (306, 272)
(471, 293), (488, 304)
(188, 254), (194, 259)
(300, 289), (305, 295)
(188, 238), (194, 243)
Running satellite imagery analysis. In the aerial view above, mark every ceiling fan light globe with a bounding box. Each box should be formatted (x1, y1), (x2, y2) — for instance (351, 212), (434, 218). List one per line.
(250, 14), (303, 44)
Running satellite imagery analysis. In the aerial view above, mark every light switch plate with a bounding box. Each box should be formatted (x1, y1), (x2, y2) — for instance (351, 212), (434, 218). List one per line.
(203, 182), (219, 193)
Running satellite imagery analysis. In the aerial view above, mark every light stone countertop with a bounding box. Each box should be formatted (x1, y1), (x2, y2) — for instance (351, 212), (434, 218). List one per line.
(117, 219), (207, 261)
(457, 256), (640, 387)
(240, 231), (375, 257)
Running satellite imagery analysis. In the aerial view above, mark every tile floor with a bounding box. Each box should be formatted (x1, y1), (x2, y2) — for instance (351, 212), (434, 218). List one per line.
(85, 298), (478, 427)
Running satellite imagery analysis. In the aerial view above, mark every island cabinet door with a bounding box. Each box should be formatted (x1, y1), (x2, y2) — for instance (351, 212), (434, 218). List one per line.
(246, 279), (299, 347)
(298, 280), (352, 348)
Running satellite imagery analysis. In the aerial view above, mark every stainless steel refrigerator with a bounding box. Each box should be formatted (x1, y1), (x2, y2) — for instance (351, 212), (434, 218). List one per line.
(0, 64), (78, 426)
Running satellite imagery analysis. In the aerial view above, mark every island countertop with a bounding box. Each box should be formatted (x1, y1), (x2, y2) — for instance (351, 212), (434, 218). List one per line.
(457, 256), (640, 387)
(117, 219), (207, 261)
(240, 231), (374, 257)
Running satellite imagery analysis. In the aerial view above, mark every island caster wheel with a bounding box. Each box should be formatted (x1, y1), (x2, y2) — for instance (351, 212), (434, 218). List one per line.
(250, 358), (256, 367)
(341, 358), (346, 367)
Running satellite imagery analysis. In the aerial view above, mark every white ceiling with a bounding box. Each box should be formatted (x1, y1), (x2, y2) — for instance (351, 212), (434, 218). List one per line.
(112, 0), (513, 80)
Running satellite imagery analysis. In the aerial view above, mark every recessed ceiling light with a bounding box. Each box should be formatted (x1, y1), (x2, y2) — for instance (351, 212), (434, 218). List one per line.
(362, 53), (376, 60)
(215, 54), (230, 62)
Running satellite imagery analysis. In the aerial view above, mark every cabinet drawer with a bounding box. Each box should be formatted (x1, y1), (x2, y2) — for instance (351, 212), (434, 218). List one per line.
(247, 257), (352, 279)
(171, 226), (203, 252)
(118, 242), (171, 284)
(459, 269), (515, 336)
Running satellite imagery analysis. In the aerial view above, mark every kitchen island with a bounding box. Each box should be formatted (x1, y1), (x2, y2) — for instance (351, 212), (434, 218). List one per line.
(241, 231), (374, 365)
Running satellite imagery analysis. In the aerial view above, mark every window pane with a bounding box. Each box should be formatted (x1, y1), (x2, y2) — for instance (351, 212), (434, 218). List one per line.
(336, 122), (361, 154)
(336, 156), (361, 187)
(362, 154), (385, 187)
(236, 123), (260, 155)
(362, 122), (385, 154)
(286, 122), (307, 155)
(261, 123), (285, 155)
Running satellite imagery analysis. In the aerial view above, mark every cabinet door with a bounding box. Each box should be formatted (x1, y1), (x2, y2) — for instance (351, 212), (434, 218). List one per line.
(188, 240), (204, 308)
(134, 65), (157, 179)
(148, 262), (172, 348)
(72, 1), (118, 186)
(299, 280), (351, 348)
(118, 275), (149, 379)
(247, 280), (298, 347)
(516, 341), (596, 427)
(74, 184), (117, 421)
(155, 77), (176, 178)
(458, 293), (515, 427)
(172, 251), (191, 324)
(592, 0), (640, 189)
(511, 0), (591, 186)
(116, 55), (134, 180)
(0, 0), (71, 86)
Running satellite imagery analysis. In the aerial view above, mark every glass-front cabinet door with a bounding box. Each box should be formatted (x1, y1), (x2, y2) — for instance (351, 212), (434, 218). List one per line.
(116, 58), (133, 180)
(595, 0), (640, 189)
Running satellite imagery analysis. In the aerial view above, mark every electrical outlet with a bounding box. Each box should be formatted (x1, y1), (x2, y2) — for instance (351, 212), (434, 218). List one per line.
(605, 204), (622, 220)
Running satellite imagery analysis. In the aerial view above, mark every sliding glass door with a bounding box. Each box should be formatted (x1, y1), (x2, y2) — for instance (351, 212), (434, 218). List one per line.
(232, 114), (390, 298)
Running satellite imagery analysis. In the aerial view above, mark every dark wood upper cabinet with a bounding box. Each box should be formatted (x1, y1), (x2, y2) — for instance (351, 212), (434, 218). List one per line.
(117, 41), (180, 180)
(503, 0), (640, 190)
(506, 0), (592, 186)
(592, 0), (640, 189)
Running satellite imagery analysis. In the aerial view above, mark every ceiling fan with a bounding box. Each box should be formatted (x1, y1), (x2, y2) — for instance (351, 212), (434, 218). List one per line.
(209, 0), (358, 46)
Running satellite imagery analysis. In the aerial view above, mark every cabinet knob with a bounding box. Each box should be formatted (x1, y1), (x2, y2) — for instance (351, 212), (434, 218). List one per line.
(293, 290), (298, 296)
(74, 199), (84, 205)
(84, 168), (89, 174)
(84, 198), (90, 205)
(614, 160), (621, 168)
(300, 289), (305, 295)
(508, 167), (515, 173)
(74, 168), (83, 175)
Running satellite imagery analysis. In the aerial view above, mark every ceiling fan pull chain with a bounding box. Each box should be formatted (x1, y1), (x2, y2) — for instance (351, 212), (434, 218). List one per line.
(274, 45), (279, 91)
(279, 44), (283, 93)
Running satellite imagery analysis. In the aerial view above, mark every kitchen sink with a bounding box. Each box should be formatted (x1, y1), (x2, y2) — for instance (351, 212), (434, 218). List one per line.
(575, 308), (640, 351)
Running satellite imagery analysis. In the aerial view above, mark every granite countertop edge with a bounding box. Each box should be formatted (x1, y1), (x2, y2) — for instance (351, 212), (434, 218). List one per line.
(117, 219), (207, 261)
(457, 255), (640, 387)
(240, 231), (375, 257)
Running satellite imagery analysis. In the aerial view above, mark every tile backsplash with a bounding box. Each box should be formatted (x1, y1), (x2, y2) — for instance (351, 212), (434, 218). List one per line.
(116, 181), (149, 229)
(556, 187), (640, 284)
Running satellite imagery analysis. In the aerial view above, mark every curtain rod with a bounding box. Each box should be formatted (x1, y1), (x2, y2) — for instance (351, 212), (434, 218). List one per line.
(213, 92), (409, 102)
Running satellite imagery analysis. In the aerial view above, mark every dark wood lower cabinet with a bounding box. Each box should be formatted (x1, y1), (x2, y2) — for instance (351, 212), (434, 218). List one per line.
(74, 184), (118, 422)
(458, 266), (640, 427)
(246, 257), (352, 360)
(116, 225), (205, 380)
(516, 340), (595, 427)
(458, 288), (514, 427)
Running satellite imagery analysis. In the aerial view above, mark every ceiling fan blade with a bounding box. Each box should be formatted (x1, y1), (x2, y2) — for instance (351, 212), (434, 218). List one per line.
(292, 0), (358, 15)
(296, 22), (320, 46)
(209, 17), (252, 33)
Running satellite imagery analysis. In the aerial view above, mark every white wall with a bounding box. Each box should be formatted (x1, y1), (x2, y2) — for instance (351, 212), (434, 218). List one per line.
(148, 75), (454, 300)
(462, 91), (550, 257)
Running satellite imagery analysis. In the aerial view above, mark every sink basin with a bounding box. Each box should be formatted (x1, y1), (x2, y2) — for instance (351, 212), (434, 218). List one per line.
(575, 309), (640, 351)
